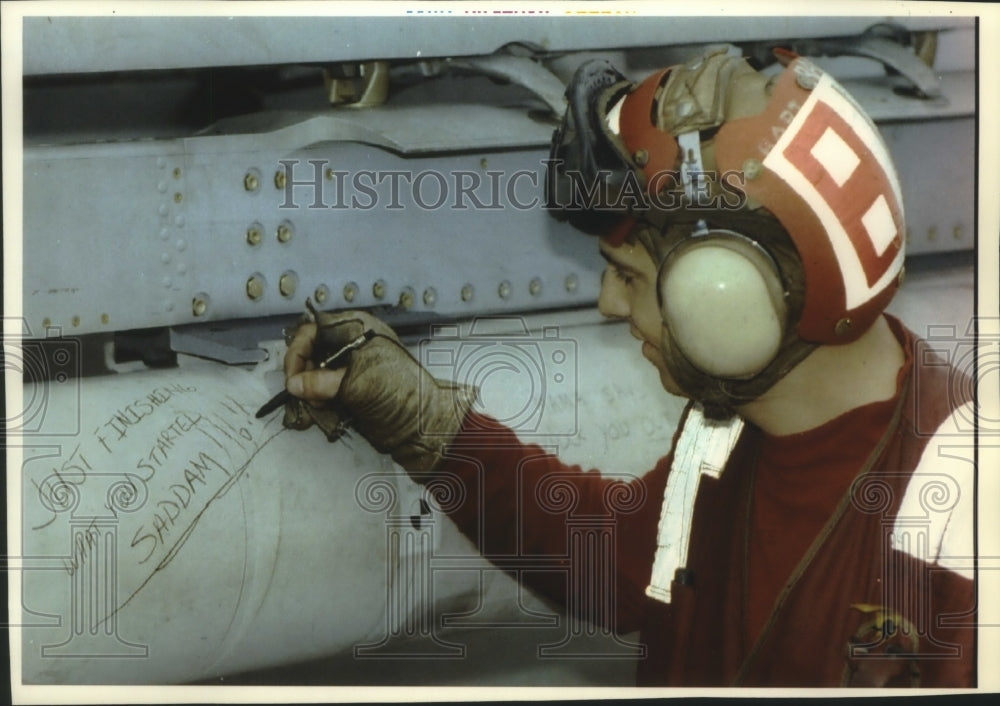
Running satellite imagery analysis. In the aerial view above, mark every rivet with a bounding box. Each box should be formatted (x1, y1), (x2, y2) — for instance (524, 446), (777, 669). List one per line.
(423, 287), (437, 306)
(398, 288), (415, 310)
(274, 169), (286, 190)
(276, 222), (293, 243)
(176, 238), (187, 252)
(71, 315), (81, 328)
(246, 225), (262, 246)
(279, 272), (298, 298)
(742, 159), (762, 180)
(480, 158), (488, 169)
(177, 263), (187, 275)
(174, 215), (185, 227)
(796, 72), (819, 90)
(835, 318), (852, 336)
(633, 149), (649, 167)
(461, 284), (474, 302)
(953, 225), (963, 240)
(156, 157), (167, 169)
(314, 284), (329, 304)
(343, 282), (358, 302)
(101, 313), (110, 325)
(529, 277), (543, 296)
(174, 192), (183, 203)
(325, 168), (335, 180)
(159, 204), (169, 216)
(161, 252), (171, 264)
(244, 170), (260, 192)
(192, 296), (208, 317)
(173, 167), (182, 179)
(928, 227), (937, 242)
(160, 227), (170, 240)
(42, 318), (51, 329)
(246, 275), (265, 301)
(498, 280), (512, 300)
(157, 180), (167, 193)
(372, 279), (386, 300)
(565, 274), (578, 293)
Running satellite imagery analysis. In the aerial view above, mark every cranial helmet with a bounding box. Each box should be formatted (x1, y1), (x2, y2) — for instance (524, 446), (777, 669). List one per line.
(547, 48), (906, 417)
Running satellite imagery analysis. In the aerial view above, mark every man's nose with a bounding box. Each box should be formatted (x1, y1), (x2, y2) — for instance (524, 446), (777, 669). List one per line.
(597, 269), (629, 319)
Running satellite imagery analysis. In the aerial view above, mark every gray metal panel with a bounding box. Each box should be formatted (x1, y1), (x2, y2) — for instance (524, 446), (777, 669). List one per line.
(881, 117), (977, 256)
(23, 15), (973, 75)
(23, 128), (604, 336)
(21, 64), (976, 337)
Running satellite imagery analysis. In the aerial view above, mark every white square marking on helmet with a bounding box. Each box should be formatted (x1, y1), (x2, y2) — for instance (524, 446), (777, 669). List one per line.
(810, 127), (860, 188)
(763, 72), (904, 311)
(862, 194), (898, 257)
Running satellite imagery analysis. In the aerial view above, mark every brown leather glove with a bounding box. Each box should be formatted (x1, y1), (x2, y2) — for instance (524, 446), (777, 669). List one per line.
(283, 309), (477, 474)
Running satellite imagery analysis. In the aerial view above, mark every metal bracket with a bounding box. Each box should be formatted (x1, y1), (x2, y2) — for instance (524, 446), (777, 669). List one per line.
(169, 322), (275, 365)
(792, 27), (943, 99)
(323, 61), (391, 108)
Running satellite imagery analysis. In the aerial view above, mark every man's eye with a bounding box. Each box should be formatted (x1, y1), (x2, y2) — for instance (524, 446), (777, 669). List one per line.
(613, 267), (635, 285)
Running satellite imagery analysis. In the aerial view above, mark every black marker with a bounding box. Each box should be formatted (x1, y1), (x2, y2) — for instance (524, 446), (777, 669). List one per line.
(255, 328), (376, 419)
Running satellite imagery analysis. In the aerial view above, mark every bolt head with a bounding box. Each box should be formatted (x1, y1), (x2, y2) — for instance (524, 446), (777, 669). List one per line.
(279, 273), (297, 298)
(796, 73), (819, 90)
(246, 276), (264, 301)
(742, 159), (762, 180)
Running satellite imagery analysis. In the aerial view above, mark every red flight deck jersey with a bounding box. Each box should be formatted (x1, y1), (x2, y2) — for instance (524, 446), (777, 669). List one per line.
(433, 316), (976, 687)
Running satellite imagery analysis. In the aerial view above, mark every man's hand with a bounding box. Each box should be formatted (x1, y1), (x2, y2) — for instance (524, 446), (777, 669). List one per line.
(280, 309), (477, 474)
(284, 321), (348, 402)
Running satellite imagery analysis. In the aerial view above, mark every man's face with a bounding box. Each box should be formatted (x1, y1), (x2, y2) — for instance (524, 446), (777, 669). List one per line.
(597, 237), (685, 397)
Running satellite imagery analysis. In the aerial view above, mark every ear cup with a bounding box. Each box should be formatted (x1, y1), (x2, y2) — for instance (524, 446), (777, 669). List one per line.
(658, 233), (787, 379)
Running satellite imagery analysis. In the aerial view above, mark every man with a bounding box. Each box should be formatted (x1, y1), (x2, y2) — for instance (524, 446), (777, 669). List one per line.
(282, 48), (975, 686)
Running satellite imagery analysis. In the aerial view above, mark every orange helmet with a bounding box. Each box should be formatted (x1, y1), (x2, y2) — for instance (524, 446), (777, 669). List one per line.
(548, 48), (905, 414)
